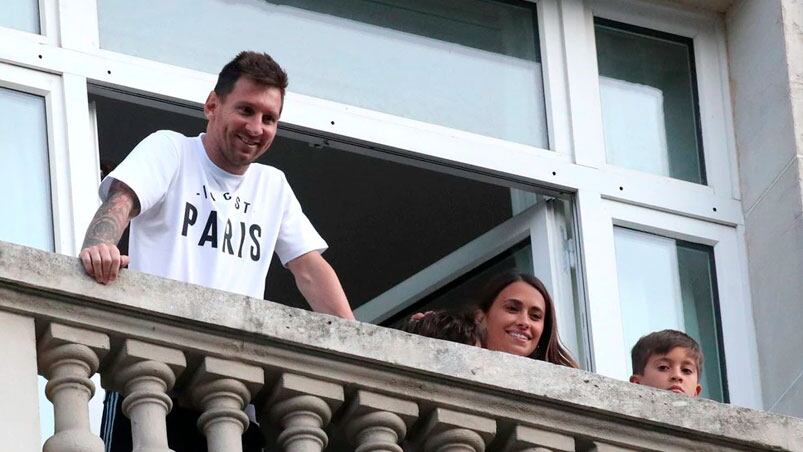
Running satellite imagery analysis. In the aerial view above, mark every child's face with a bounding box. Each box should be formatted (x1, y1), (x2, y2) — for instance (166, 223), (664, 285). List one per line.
(629, 346), (702, 397)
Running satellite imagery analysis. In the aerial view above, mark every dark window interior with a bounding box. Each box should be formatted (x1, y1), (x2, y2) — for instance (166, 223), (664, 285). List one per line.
(92, 94), (519, 313)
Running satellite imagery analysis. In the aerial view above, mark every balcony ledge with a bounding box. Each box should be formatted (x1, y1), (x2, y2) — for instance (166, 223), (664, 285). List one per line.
(0, 240), (801, 451)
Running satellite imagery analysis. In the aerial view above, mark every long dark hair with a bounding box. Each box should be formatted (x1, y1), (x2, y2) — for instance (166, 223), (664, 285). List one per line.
(476, 271), (579, 368)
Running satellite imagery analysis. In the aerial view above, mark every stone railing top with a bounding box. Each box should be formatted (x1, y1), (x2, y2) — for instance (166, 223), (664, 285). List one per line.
(1, 240), (801, 451)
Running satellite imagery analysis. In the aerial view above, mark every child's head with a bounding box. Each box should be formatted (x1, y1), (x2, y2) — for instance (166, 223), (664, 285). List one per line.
(402, 310), (483, 346)
(629, 329), (703, 397)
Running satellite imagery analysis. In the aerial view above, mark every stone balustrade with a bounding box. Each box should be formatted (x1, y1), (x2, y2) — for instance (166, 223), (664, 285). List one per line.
(0, 240), (802, 452)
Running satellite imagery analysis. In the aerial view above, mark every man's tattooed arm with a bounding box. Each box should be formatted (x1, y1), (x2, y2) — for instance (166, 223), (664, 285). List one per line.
(81, 180), (141, 249)
(79, 180), (141, 284)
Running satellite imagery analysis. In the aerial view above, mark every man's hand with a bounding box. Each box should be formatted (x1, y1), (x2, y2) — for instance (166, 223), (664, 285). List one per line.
(287, 251), (354, 320)
(80, 180), (140, 284)
(79, 243), (130, 284)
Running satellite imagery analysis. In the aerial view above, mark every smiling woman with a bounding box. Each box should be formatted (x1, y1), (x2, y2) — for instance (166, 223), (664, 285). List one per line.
(406, 271), (580, 367)
(475, 271), (579, 368)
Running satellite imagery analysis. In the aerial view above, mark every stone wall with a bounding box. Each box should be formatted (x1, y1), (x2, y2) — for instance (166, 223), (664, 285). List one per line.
(727, 0), (803, 416)
(1, 240), (802, 451)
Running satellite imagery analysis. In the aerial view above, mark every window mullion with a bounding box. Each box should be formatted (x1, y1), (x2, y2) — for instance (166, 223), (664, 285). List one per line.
(57, 0), (100, 51)
(558, 0), (606, 168)
(576, 189), (628, 377)
(45, 75), (71, 255)
(61, 73), (99, 255)
(536, 0), (571, 155)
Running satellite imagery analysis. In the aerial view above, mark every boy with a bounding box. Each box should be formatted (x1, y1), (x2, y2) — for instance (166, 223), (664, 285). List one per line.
(629, 329), (703, 397)
(402, 310), (484, 346)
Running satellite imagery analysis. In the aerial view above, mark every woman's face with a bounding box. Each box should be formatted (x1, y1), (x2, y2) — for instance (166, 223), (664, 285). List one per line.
(480, 281), (546, 357)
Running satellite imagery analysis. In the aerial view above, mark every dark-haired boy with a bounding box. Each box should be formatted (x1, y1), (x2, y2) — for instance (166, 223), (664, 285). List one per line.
(629, 329), (703, 397)
(402, 310), (484, 346)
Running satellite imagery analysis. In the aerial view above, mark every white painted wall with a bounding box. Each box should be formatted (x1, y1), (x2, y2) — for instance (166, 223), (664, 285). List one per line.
(727, 0), (803, 416)
(0, 312), (41, 451)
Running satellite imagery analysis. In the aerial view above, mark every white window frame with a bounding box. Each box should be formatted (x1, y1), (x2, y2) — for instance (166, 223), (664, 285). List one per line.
(564, 0), (759, 407)
(581, 198), (761, 408)
(0, 0), (58, 45)
(586, 0), (740, 199)
(1, 0), (743, 222)
(0, 63), (76, 253)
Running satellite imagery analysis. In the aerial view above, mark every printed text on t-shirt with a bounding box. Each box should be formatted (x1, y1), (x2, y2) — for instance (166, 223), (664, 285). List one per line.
(181, 185), (262, 261)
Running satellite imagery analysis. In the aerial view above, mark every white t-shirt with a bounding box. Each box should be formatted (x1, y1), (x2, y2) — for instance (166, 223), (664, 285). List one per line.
(99, 130), (327, 298)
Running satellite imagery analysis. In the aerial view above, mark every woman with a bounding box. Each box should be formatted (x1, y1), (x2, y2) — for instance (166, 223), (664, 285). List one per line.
(474, 271), (579, 368)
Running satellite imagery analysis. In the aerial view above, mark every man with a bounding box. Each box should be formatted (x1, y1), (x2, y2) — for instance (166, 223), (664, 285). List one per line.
(83, 51), (353, 452)
(80, 50), (353, 320)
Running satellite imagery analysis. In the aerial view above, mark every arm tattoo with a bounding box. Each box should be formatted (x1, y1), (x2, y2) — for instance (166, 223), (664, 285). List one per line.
(81, 180), (142, 249)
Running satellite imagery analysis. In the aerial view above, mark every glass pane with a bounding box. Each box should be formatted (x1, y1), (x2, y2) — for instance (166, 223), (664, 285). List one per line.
(0, 87), (53, 251)
(0, 87), (58, 446)
(98, 0), (548, 147)
(614, 227), (725, 401)
(595, 19), (705, 184)
(551, 198), (587, 367)
(676, 243), (724, 401)
(0, 0), (40, 34)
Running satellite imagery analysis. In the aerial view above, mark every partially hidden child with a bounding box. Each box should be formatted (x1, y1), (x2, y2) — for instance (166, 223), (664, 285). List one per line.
(630, 329), (703, 397)
(401, 310), (483, 347)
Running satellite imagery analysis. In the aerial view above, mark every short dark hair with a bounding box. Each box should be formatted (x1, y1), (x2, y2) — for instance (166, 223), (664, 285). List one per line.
(214, 51), (288, 100)
(631, 329), (703, 376)
(401, 310), (482, 346)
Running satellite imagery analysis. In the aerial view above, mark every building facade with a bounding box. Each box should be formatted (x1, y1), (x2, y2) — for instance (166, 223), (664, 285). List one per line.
(0, 0), (801, 442)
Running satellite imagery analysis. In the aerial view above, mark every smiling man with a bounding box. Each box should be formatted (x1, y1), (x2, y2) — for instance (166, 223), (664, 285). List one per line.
(79, 51), (354, 320)
(82, 52), (352, 451)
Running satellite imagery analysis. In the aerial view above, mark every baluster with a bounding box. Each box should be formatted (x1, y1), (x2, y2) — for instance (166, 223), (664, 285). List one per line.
(502, 425), (574, 452)
(590, 442), (638, 452)
(261, 373), (344, 452)
(342, 390), (418, 452)
(414, 407), (495, 452)
(105, 339), (186, 452)
(188, 356), (264, 452)
(38, 323), (110, 452)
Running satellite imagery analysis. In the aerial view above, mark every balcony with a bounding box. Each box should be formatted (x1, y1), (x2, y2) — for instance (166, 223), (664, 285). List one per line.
(0, 240), (800, 452)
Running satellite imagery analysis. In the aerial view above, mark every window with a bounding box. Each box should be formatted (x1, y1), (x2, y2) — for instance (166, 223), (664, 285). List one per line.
(91, 92), (586, 365)
(595, 18), (705, 184)
(0, 0), (763, 409)
(614, 227), (725, 400)
(369, 195), (587, 365)
(0, 0), (40, 34)
(581, 197), (759, 407)
(0, 87), (53, 251)
(97, 0), (548, 147)
(0, 67), (103, 447)
(91, 95), (592, 446)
